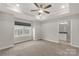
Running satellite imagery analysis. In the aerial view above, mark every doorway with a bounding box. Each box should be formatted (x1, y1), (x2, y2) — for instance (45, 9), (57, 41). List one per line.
(58, 20), (71, 44)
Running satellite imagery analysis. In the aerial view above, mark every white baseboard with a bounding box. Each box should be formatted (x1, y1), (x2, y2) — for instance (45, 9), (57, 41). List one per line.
(0, 45), (14, 51)
(71, 44), (79, 48)
(43, 39), (59, 43)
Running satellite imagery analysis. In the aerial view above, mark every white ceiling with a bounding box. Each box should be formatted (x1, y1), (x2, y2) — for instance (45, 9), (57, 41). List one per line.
(0, 3), (70, 21)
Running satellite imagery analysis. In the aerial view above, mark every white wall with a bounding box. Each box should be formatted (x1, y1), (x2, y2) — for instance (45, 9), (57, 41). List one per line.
(0, 11), (41, 50)
(0, 12), (14, 50)
(41, 13), (79, 48)
(0, 12), (34, 50)
(68, 4), (79, 47)
(70, 14), (79, 47)
(41, 22), (59, 42)
(32, 21), (41, 40)
(69, 3), (79, 14)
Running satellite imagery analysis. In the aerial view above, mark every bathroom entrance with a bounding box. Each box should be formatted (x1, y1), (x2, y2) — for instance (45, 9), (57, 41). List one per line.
(58, 20), (71, 44)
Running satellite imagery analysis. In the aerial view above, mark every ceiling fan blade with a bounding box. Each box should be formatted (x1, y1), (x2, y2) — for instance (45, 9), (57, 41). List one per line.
(40, 4), (43, 8)
(34, 3), (39, 7)
(44, 5), (52, 9)
(31, 10), (38, 11)
(44, 10), (50, 14)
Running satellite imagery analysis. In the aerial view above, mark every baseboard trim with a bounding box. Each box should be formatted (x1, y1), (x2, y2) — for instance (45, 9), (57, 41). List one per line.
(14, 39), (33, 44)
(0, 45), (14, 51)
(71, 44), (79, 48)
(34, 39), (43, 41)
(43, 39), (59, 43)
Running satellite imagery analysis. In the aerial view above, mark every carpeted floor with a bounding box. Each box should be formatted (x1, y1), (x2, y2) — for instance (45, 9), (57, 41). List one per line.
(0, 40), (79, 56)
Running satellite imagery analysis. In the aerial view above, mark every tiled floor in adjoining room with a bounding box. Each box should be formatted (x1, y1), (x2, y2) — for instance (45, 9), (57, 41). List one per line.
(0, 40), (79, 56)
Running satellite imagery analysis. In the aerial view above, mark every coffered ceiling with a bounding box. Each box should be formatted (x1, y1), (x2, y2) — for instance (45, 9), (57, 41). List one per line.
(0, 3), (71, 21)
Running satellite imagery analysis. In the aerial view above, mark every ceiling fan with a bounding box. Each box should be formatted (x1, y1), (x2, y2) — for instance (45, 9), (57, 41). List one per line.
(31, 3), (52, 15)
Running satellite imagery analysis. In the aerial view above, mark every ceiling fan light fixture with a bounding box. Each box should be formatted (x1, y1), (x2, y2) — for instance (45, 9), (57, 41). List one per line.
(38, 9), (44, 13)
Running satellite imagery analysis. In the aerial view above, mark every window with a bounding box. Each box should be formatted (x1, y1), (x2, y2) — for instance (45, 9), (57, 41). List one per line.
(14, 21), (31, 37)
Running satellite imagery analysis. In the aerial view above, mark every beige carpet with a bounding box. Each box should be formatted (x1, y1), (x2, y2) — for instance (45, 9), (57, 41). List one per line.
(0, 40), (79, 56)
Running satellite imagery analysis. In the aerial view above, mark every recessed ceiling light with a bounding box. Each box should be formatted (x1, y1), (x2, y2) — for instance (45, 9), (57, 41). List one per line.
(16, 4), (20, 7)
(61, 5), (65, 8)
